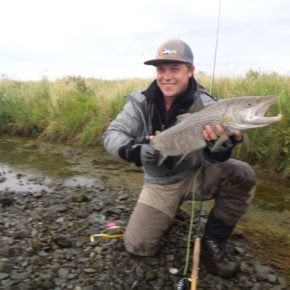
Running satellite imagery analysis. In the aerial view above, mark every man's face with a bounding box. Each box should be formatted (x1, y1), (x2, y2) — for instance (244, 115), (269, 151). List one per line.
(155, 62), (194, 99)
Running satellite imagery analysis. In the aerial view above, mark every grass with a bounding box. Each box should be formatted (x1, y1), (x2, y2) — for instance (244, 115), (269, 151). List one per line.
(0, 76), (151, 144)
(0, 72), (289, 179)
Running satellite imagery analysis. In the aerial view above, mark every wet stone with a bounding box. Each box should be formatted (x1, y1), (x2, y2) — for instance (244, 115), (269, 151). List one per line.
(58, 268), (70, 279)
(145, 269), (157, 281)
(254, 262), (273, 281)
(70, 192), (89, 203)
(267, 273), (278, 283)
(12, 229), (30, 239)
(83, 268), (97, 274)
(81, 286), (94, 290)
(0, 193), (14, 207)
(0, 272), (9, 280)
(31, 192), (42, 198)
(0, 259), (13, 272)
(55, 204), (69, 213)
(54, 236), (73, 248)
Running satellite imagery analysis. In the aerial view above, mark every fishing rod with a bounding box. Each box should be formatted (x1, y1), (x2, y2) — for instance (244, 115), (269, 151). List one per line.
(175, 166), (204, 290)
(191, 2), (222, 289)
(176, 1), (223, 289)
(190, 196), (202, 290)
(191, 2), (223, 289)
(210, 0), (222, 95)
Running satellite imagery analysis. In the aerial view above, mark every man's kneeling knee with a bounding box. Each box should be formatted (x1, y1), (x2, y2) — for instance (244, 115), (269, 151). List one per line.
(124, 202), (172, 256)
(124, 234), (159, 256)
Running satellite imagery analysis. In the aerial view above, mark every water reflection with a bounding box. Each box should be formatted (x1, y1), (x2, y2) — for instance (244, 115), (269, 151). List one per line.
(0, 136), (143, 193)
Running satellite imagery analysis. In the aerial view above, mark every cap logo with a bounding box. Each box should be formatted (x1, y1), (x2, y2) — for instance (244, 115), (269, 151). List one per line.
(159, 48), (176, 56)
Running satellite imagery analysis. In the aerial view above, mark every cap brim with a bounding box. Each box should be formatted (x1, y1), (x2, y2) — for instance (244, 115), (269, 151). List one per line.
(144, 59), (191, 66)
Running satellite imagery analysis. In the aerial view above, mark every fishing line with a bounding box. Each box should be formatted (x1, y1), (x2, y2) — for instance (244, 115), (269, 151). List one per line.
(210, 0), (222, 95)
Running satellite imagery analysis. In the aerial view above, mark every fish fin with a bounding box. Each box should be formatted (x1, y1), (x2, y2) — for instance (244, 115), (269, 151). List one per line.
(211, 132), (228, 151)
(157, 153), (168, 166)
(242, 132), (250, 150)
(174, 154), (188, 167)
(176, 113), (191, 123)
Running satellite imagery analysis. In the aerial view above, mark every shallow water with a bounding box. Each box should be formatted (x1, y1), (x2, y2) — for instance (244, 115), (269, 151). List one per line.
(0, 136), (143, 193)
(0, 136), (289, 238)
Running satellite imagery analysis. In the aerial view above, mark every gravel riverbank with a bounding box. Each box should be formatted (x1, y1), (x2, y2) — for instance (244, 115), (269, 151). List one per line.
(0, 179), (289, 290)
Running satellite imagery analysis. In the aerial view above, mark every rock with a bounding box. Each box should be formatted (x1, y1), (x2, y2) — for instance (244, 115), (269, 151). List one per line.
(168, 267), (179, 275)
(16, 173), (25, 179)
(278, 277), (288, 288)
(54, 236), (73, 248)
(58, 268), (70, 279)
(0, 193), (14, 207)
(0, 258), (13, 272)
(54, 205), (69, 213)
(0, 243), (11, 257)
(29, 238), (41, 251)
(117, 194), (129, 201)
(254, 262), (273, 281)
(12, 229), (30, 239)
(145, 269), (157, 281)
(166, 254), (175, 262)
(0, 272), (9, 280)
(267, 273), (278, 283)
(83, 268), (97, 274)
(70, 192), (89, 203)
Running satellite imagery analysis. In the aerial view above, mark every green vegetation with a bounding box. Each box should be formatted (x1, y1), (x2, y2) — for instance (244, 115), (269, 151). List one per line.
(0, 76), (151, 145)
(0, 72), (289, 179)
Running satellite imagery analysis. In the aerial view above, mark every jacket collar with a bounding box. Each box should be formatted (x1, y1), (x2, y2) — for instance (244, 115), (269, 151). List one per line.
(142, 78), (198, 129)
(142, 77), (197, 105)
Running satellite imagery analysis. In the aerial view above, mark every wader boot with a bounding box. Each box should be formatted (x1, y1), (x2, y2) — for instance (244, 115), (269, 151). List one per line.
(201, 211), (240, 278)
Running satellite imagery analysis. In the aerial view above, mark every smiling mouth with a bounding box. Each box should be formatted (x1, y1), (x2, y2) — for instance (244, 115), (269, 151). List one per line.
(162, 83), (175, 86)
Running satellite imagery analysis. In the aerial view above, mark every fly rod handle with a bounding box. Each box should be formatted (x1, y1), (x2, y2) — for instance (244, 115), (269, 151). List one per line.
(191, 237), (201, 290)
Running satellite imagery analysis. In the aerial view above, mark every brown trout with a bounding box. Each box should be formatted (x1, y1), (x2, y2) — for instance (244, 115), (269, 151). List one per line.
(150, 95), (282, 158)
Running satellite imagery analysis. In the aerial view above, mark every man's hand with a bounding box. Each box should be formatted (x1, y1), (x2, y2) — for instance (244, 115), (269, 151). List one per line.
(140, 144), (158, 165)
(203, 124), (243, 143)
(202, 124), (243, 162)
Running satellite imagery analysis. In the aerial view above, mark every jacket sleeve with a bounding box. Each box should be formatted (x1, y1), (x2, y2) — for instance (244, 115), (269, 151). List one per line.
(103, 98), (144, 162)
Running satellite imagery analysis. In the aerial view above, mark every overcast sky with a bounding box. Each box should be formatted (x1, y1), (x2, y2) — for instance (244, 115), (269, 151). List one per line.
(1, 0), (289, 80)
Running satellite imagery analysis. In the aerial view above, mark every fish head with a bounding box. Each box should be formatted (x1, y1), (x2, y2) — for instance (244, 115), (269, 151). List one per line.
(222, 95), (282, 130)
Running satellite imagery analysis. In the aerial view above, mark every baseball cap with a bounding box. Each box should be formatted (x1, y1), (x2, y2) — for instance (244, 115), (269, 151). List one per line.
(144, 39), (193, 66)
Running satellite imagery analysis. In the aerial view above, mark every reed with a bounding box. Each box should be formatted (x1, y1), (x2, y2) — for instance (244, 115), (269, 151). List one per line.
(0, 72), (289, 178)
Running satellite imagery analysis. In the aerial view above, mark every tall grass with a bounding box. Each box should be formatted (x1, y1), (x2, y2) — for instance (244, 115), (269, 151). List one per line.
(0, 76), (151, 145)
(0, 72), (289, 179)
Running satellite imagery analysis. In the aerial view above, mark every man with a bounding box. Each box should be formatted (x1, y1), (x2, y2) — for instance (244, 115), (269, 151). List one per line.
(103, 39), (256, 278)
